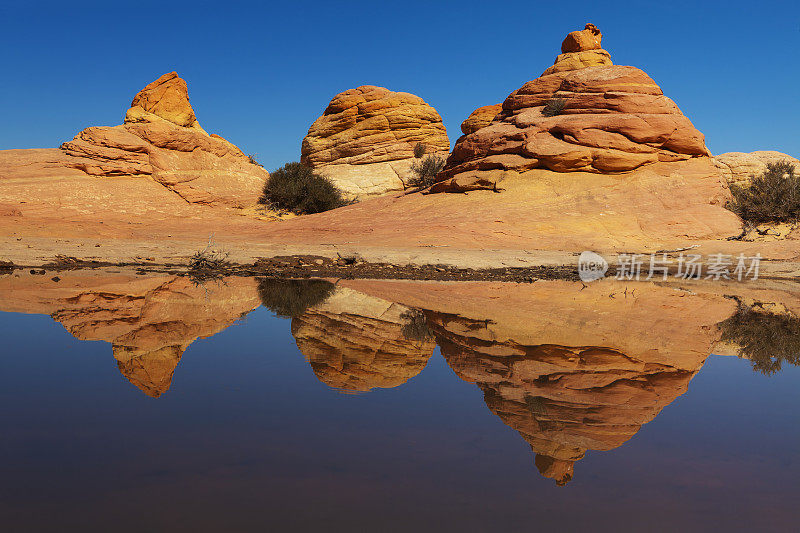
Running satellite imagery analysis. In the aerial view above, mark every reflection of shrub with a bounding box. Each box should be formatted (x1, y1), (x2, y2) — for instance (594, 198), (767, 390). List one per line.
(413, 143), (426, 158)
(727, 161), (800, 224)
(257, 278), (336, 318)
(260, 162), (350, 214)
(542, 97), (567, 117)
(717, 304), (800, 375)
(400, 309), (433, 342)
(408, 155), (445, 189)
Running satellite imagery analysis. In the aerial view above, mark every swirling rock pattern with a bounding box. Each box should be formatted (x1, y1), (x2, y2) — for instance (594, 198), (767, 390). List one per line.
(301, 85), (450, 198)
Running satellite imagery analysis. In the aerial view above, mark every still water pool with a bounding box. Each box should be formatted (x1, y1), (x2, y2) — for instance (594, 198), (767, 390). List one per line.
(0, 271), (798, 532)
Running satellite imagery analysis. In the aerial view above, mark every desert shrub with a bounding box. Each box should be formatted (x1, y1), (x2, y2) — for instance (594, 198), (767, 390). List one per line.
(400, 309), (434, 342)
(413, 142), (426, 158)
(257, 278), (336, 318)
(727, 161), (800, 224)
(408, 155), (446, 189)
(247, 154), (262, 166)
(188, 239), (230, 283)
(717, 304), (800, 376)
(260, 162), (350, 214)
(542, 97), (567, 117)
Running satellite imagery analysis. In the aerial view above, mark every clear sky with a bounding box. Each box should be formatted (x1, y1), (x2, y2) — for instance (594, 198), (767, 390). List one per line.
(1, 0), (798, 171)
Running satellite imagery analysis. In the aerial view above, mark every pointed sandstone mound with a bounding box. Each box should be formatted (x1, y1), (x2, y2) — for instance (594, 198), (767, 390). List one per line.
(300, 85), (450, 198)
(57, 72), (267, 207)
(434, 23), (712, 192)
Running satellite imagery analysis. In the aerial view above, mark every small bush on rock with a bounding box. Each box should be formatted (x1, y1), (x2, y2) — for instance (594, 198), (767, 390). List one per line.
(727, 161), (800, 224)
(188, 238), (231, 283)
(260, 162), (350, 214)
(408, 155), (445, 189)
(542, 97), (567, 117)
(413, 143), (427, 158)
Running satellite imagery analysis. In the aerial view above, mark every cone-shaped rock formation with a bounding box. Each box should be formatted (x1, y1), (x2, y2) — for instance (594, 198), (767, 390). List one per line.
(57, 72), (267, 207)
(434, 23), (712, 192)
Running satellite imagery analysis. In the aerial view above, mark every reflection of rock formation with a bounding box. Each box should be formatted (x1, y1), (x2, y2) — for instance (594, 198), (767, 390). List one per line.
(431, 312), (696, 484)
(0, 271), (261, 397)
(339, 279), (739, 483)
(291, 287), (435, 392)
(114, 345), (184, 398)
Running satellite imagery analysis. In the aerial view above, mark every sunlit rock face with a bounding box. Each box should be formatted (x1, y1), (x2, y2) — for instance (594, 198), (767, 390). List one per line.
(0, 271), (261, 397)
(291, 287), (435, 392)
(8, 71), (268, 208)
(433, 23), (718, 195)
(300, 85), (450, 198)
(713, 151), (800, 187)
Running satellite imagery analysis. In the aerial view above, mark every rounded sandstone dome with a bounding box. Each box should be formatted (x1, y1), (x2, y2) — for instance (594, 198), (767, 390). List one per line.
(460, 104), (502, 135)
(300, 85), (449, 167)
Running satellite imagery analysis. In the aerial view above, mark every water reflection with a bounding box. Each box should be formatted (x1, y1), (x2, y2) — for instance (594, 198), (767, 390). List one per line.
(1, 270), (798, 484)
(0, 271), (261, 397)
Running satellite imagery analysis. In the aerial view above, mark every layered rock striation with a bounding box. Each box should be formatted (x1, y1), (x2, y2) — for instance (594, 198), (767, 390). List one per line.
(57, 72), (267, 207)
(300, 85), (450, 198)
(291, 287), (435, 392)
(434, 24), (712, 192)
(460, 104), (502, 135)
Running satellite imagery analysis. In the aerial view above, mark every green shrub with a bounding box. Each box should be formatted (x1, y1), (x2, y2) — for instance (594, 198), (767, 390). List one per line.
(257, 278), (336, 318)
(260, 162), (350, 214)
(727, 161), (800, 224)
(717, 304), (800, 376)
(542, 97), (567, 117)
(413, 142), (426, 158)
(408, 155), (445, 189)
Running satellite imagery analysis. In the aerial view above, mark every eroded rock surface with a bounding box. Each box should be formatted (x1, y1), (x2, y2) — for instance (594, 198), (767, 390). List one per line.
(435, 24), (712, 192)
(5, 72), (266, 208)
(300, 86), (450, 198)
(62, 72), (267, 207)
(460, 104), (503, 135)
(714, 150), (800, 187)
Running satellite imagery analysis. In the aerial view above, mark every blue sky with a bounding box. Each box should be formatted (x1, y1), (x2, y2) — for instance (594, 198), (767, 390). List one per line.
(1, 0), (798, 171)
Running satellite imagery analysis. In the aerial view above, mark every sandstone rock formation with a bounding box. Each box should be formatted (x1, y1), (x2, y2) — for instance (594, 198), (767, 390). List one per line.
(0, 271), (261, 397)
(51, 72), (266, 207)
(291, 286), (435, 392)
(433, 24), (712, 193)
(460, 104), (502, 135)
(714, 151), (800, 187)
(129, 72), (200, 129)
(300, 85), (450, 198)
